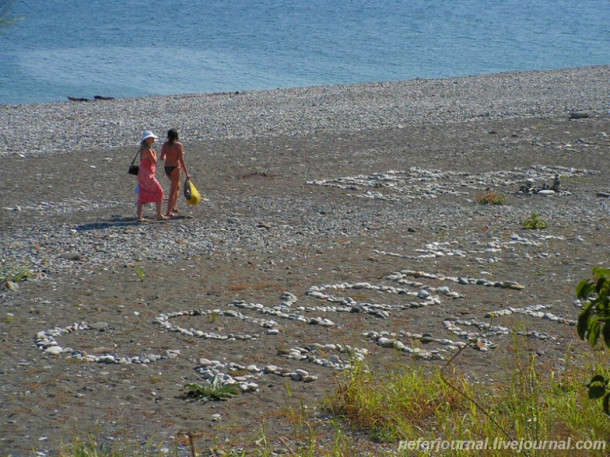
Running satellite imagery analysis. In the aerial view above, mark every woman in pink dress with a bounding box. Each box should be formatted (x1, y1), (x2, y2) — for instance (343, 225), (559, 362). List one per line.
(137, 131), (168, 222)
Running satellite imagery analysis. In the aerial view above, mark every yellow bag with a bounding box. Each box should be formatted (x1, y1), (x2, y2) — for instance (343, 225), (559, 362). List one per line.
(184, 178), (202, 206)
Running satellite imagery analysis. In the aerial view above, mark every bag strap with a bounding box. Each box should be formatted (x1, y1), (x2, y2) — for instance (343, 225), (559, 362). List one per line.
(130, 150), (140, 165)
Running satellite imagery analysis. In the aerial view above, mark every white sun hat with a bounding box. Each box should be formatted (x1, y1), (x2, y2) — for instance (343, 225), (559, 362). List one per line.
(141, 130), (159, 142)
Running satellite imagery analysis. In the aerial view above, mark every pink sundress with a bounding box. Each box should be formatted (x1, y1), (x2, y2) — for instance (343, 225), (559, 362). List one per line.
(137, 158), (165, 204)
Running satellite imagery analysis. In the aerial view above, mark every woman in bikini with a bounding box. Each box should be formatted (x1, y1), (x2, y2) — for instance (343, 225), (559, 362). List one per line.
(137, 131), (168, 222)
(160, 128), (190, 218)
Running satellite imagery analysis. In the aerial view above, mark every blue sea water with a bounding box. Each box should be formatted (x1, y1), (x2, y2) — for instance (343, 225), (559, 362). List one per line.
(0, 0), (608, 105)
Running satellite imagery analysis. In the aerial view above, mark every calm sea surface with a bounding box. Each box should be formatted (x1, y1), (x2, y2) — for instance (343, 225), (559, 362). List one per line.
(0, 0), (608, 105)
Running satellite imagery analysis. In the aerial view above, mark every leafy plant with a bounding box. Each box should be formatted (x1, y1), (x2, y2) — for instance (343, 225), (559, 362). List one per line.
(184, 378), (240, 402)
(476, 191), (507, 205)
(522, 212), (548, 229)
(577, 266), (610, 416)
(208, 311), (219, 323)
(134, 265), (145, 282)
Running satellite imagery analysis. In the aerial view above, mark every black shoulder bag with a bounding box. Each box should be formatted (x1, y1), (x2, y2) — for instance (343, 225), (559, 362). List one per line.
(128, 151), (139, 175)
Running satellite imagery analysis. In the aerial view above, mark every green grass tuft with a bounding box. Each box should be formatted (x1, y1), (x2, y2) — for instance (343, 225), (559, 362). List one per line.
(0, 264), (34, 283)
(522, 212), (548, 229)
(184, 379), (240, 402)
(476, 191), (507, 205)
(134, 265), (145, 281)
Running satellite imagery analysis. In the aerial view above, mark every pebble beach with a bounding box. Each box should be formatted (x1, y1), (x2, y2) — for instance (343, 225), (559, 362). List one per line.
(1, 66), (609, 455)
(2, 66), (609, 159)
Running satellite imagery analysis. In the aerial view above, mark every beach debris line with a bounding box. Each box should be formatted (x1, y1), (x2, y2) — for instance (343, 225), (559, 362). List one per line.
(67, 95), (115, 102)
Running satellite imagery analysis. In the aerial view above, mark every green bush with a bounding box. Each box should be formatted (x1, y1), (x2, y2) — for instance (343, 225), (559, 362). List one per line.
(522, 212), (548, 229)
(577, 267), (610, 416)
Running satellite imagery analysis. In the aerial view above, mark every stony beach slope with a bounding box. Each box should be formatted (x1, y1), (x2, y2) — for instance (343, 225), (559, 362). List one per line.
(0, 66), (609, 456)
(2, 66), (609, 159)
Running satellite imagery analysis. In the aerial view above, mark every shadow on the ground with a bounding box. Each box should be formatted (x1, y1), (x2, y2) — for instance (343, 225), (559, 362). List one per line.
(75, 215), (140, 231)
(75, 214), (193, 231)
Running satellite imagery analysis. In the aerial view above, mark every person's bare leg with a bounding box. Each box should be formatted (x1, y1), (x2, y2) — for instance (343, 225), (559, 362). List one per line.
(166, 170), (180, 216)
(172, 180), (182, 214)
(137, 202), (145, 221)
(156, 202), (168, 220)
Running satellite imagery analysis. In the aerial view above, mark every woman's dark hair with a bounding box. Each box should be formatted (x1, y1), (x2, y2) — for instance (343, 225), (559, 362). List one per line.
(167, 128), (179, 144)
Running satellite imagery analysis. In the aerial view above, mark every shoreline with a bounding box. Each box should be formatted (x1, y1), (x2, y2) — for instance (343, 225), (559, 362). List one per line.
(2, 65), (607, 107)
(1, 65), (608, 158)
